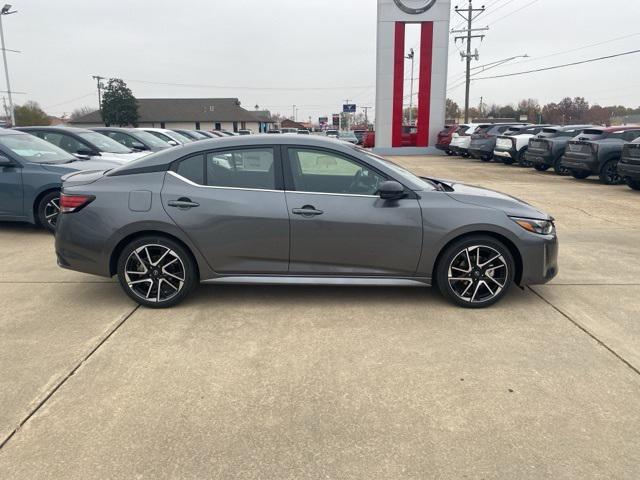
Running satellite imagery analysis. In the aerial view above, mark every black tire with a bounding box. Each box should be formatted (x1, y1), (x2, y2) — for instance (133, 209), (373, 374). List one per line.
(436, 235), (515, 309)
(517, 148), (532, 167)
(36, 190), (60, 233)
(480, 157), (491, 162)
(570, 170), (590, 180)
(553, 156), (570, 175)
(626, 178), (640, 191)
(502, 156), (515, 165)
(534, 164), (550, 172)
(446, 150), (454, 156)
(599, 159), (623, 185)
(117, 235), (198, 308)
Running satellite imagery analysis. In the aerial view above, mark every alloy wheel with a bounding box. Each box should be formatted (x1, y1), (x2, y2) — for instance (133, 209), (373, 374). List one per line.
(603, 161), (621, 185)
(44, 197), (60, 229)
(447, 245), (509, 304)
(124, 244), (186, 303)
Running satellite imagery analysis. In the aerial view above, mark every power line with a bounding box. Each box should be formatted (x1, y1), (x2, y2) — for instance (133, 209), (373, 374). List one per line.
(473, 49), (640, 80)
(487, 0), (540, 25)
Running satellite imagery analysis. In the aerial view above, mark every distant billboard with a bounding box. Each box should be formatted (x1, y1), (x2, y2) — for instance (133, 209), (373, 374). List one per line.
(343, 104), (357, 113)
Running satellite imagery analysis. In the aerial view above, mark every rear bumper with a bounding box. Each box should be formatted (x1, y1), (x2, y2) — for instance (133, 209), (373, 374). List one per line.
(493, 148), (516, 161)
(468, 148), (493, 159)
(560, 155), (598, 173)
(436, 143), (451, 152)
(525, 150), (553, 167)
(618, 161), (640, 180)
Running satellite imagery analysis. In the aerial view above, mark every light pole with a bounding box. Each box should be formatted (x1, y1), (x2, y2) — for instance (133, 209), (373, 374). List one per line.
(0, 4), (17, 126)
(405, 48), (414, 126)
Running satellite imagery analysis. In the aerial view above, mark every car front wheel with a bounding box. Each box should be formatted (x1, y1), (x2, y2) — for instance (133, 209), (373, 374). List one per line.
(37, 191), (60, 233)
(117, 236), (197, 308)
(436, 236), (515, 308)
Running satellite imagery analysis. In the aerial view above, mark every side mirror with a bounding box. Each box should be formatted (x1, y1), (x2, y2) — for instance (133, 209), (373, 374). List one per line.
(378, 180), (406, 200)
(167, 140), (179, 146)
(131, 141), (148, 151)
(0, 154), (14, 166)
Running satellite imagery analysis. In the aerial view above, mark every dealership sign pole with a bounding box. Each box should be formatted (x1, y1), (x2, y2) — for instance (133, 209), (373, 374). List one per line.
(374, 0), (451, 154)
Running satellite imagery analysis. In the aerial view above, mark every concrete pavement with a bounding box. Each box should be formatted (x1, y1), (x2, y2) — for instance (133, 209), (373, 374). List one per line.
(1, 156), (639, 479)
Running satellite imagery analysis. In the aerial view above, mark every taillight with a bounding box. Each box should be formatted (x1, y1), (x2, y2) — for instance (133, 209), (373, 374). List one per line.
(59, 193), (95, 213)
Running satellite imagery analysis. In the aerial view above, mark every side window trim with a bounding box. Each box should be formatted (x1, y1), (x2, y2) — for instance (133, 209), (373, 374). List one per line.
(169, 145), (284, 192)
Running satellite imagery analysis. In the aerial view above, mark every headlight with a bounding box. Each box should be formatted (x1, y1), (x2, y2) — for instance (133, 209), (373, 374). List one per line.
(511, 217), (555, 235)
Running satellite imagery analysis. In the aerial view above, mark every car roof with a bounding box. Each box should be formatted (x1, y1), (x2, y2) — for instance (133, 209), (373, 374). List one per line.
(92, 127), (138, 133)
(110, 135), (365, 174)
(0, 128), (30, 136)
(14, 126), (93, 133)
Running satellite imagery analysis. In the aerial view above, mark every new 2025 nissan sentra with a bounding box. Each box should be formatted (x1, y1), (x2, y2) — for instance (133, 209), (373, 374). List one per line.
(55, 135), (558, 308)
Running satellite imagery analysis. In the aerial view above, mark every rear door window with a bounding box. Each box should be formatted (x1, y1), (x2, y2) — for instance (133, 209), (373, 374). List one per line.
(206, 148), (276, 190)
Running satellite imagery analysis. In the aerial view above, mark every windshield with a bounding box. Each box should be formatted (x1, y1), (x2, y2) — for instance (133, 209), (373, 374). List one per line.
(77, 132), (132, 153)
(0, 133), (76, 164)
(360, 149), (435, 191)
(132, 130), (172, 148)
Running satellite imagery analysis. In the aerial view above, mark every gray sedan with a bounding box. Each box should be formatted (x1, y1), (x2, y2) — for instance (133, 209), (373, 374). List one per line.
(55, 135), (558, 308)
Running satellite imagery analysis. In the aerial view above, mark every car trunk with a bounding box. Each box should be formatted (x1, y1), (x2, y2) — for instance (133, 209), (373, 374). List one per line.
(60, 169), (109, 187)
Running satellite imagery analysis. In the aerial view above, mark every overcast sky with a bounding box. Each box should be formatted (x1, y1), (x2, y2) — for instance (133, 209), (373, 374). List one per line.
(4, 0), (640, 122)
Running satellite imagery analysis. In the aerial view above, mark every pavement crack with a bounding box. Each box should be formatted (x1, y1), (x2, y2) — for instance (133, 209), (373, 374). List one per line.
(529, 287), (640, 377)
(0, 305), (140, 451)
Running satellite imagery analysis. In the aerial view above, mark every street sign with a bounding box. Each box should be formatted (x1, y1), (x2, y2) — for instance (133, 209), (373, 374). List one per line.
(332, 114), (340, 126)
(343, 104), (356, 113)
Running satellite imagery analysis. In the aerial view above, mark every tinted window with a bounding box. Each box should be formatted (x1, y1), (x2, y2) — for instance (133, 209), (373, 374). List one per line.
(206, 148), (275, 190)
(34, 132), (86, 154)
(288, 148), (386, 195)
(77, 132), (131, 153)
(175, 155), (205, 184)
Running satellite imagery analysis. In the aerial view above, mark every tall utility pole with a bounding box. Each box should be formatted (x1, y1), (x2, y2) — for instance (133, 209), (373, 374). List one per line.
(292, 104), (296, 121)
(361, 106), (372, 129)
(0, 4), (17, 126)
(405, 48), (415, 126)
(92, 75), (105, 110)
(453, 1), (488, 122)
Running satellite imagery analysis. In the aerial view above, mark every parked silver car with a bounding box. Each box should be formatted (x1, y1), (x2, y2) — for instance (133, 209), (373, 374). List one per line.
(55, 136), (558, 308)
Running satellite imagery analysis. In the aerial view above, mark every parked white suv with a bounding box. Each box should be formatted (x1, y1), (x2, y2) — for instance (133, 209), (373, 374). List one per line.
(494, 125), (553, 166)
(449, 124), (489, 157)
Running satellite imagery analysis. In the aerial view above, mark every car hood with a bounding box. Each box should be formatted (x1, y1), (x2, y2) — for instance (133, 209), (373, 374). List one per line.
(425, 177), (551, 220)
(40, 157), (123, 174)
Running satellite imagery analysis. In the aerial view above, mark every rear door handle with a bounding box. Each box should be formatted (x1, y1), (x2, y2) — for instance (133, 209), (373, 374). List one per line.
(292, 205), (324, 217)
(168, 198), (200, 209)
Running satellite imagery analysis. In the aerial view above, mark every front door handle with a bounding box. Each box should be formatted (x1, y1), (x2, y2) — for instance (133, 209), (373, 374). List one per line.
(292, 205), (324, 217)
(168, 198), (200, 209)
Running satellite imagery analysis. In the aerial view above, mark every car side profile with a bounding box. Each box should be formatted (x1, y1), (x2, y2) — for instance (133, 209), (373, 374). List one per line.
(56, 136), (558, 309)
(0, 129), (122, 232)
(560, 127), (640, 184)
(493, 125), (552, 167)
(91, 127), (172, 152)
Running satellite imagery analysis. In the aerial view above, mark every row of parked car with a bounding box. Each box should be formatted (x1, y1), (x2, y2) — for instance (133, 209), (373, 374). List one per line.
(436, 123), (640, 191)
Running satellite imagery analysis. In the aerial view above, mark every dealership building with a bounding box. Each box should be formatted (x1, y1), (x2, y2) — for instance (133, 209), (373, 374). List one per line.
(70, 97), (274, 133)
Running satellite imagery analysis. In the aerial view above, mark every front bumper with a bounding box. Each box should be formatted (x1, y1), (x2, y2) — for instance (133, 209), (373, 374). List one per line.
(618, 161), (640, 180)
(519, 231), (559, 286)
(560, 155), (598, 173)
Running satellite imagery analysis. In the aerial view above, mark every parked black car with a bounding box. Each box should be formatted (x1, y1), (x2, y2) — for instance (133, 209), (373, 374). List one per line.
(468, 124), (524, 161)
(560, 127), (640, 184)
(91, 127), (172, 152)
(617, 137), (640, 190)
(525, 125), (593, 174)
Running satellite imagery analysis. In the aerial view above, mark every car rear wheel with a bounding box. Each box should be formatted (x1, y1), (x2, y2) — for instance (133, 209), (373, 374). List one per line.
(570, 170), (590, 180)
(626, 178), (640, 191)
(534, 164), (550, 172)
(36, 191), (60, 233)
(553, 157), (570, 175)
(117, 236), (197, 308)
(599, 159), (623, 185)
(437, 236), (515, 308)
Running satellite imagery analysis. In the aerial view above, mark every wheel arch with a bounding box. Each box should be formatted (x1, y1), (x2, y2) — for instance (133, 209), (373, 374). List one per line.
(432, 230), (524, 286)
(109, 230), (200, 280)
(598, 153), (621, 173)
(32, 187), (60, 225)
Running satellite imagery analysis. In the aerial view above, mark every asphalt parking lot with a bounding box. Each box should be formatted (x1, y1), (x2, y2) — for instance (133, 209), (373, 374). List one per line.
(1, 155), (639, 479)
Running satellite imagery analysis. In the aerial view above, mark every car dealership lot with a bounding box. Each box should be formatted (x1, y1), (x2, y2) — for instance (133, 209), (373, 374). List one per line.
(1, 156), (639, 479)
